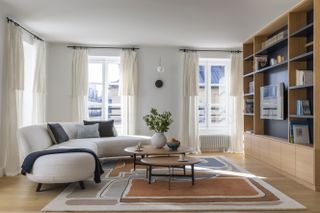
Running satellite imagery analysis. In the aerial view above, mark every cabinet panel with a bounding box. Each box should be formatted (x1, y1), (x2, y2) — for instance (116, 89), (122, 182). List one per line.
(280, 143), (295, 176)
(296, 146), (314, 184)
(269, 140), (281, 169)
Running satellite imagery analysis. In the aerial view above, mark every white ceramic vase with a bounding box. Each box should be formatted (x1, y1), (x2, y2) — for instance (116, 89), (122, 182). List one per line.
(151, 132), (167, 148)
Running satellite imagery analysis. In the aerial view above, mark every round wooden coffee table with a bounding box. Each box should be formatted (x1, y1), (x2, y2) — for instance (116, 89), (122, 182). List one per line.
(124, 145), (192, 171)
(141, 156), (202, 189)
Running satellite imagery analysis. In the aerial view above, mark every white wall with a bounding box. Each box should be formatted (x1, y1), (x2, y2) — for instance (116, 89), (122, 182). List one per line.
(46, 44), (183, 138)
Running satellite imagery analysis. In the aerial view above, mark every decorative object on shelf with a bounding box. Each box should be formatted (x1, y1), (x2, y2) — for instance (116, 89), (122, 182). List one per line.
(167, 137), (181, 151)
(143, 108), (173, 148)
(261, 30), (288, 49)
(155, 79), (163, 88)
(254, 55), (268, 70)
(296, 70), (313, 86)
(245, 99), (254, 113)
(290, 121), (310, 144)
(296, 100), (311, 116)
(269, 58), (277, 66)
(276, 55), (285, 64)
(249, 81), (254, 93)
(260, 83), (284, 120)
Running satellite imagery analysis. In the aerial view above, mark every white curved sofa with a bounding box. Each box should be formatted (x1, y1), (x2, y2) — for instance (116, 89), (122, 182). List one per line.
(17, 122), (151, 191)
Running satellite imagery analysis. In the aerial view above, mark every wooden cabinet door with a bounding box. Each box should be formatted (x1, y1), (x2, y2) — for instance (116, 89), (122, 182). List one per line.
(296, 146), (314, 184)
(280, 143), (295, 176)
(269, 140), (281, 169)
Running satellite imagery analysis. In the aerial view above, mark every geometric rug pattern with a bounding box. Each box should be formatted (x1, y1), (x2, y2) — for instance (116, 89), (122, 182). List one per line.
(42, 156), (305, 211)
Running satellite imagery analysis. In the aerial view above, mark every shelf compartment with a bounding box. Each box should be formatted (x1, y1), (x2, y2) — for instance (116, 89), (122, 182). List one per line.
(255, 37), (288, 56)
(244, 92), (254, 97)
(244, 54), (254, 61)
(244, 113), (254, 116)
(290, 51), (313, 62)
(290, 22), (314, 37)
(243, 71), (255, 77)
(289, 114), (313, 119)
(288, 84), (313, 90)
(255, 60), (288, 73)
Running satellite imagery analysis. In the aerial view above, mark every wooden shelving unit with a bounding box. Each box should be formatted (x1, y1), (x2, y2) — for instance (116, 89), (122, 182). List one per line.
(243, 0), (320, 191)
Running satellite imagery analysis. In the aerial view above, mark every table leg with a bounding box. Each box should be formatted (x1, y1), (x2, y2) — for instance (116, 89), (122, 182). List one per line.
(133, 154), (136, 171)
(148, 165), (152, 184)
(168, 166), (171, 190)
(191, 164), (195, 186)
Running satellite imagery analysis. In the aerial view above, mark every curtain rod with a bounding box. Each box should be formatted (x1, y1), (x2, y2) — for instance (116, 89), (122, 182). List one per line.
(67, 45), (139, 50)
(6, 17), (44, 41)
(179, 49), (242, 53)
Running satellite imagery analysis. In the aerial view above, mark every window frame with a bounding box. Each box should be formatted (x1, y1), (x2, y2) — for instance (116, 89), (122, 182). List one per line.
(198, 58), (231, 132)
(88, 56), (121, 129)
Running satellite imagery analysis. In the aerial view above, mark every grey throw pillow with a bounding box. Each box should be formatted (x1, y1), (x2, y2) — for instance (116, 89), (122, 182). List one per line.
(76, 123), (100, 139)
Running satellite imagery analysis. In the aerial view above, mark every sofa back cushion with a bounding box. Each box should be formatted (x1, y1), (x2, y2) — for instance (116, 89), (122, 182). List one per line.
(83, 120), (116, 137)
(76, 123), (100, 138)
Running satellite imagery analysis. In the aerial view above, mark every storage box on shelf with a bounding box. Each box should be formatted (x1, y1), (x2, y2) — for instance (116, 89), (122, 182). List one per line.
(243, 0), (319, 191)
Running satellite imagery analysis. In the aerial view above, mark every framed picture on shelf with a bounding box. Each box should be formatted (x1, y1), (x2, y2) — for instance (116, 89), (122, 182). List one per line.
(296, 100), (311, 116)
(290, 121), (310, 145)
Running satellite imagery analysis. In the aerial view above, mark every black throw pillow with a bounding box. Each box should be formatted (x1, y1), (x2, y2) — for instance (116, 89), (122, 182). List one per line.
(83, 120), (115, 137)
(47, 123), (69, 144)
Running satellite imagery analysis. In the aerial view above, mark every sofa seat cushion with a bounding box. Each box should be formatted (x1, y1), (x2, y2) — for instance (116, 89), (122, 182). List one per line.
(92, 135), (151, 157)
(27, 152), (95, 184)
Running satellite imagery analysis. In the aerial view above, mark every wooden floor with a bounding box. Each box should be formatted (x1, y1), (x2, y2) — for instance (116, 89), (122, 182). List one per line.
(0, 153), (320, 213)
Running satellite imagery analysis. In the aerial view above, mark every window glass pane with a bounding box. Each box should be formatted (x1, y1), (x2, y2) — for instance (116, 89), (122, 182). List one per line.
(22, 41), (36, 126)
(88, 63), (103, 83)
(199, 65), (205, 84)
(211, 66), (226, 125)
(211, 65), (225, 84)
(107, 62), (121, 125)
(108, 63), (120, 84)
(88, 84), (103, 119)
(198, 65), (206, 126)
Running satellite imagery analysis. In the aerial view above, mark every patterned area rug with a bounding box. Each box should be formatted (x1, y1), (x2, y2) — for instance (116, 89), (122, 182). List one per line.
(42, 156), (305, 211)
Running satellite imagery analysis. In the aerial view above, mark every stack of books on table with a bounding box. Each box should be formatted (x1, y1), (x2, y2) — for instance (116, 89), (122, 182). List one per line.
(296, 70), (313, 86)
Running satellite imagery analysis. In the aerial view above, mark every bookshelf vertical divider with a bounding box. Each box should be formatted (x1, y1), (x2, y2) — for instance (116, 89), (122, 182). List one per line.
(243, 0), (319, 190)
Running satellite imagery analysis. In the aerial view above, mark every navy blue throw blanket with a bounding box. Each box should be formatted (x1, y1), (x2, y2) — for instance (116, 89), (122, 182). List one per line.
(21, 148), (104, 183)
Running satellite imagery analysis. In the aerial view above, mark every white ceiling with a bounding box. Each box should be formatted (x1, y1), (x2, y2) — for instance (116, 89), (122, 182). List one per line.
(0, 0), (301, 48)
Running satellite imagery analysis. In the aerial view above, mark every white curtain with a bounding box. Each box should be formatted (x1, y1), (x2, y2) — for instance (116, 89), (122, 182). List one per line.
(0, 22), (24, 176)
(71, 48), (89, 122)
(181, 52), (201, 153)
(32, 40), (47, 124)
(228, 52), (244, 153)
(120, 49), (138, 135)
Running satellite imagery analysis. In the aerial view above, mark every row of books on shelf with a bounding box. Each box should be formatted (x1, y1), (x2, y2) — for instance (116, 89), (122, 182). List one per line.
(296, 70), (312, 86)
(296, 100), (311, 116)
(245, 99), (254, 113)
(289, 121), (311, 145)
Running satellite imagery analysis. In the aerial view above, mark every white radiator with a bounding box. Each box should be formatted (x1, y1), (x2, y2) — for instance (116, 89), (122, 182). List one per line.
(200, 135), (230, 152)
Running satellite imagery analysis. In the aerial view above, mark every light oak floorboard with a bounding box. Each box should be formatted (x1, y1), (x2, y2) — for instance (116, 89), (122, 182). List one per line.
(0, 153), (320, 213)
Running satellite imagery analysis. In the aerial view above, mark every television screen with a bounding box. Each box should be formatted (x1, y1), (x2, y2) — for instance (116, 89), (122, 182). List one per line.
(260, 83), (284, 120)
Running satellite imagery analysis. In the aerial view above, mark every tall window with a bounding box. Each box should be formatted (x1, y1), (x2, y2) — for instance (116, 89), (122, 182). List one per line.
(22, 40), (36, 127)
(88, 56), (122, 131)
(198, 58), (230, 131)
